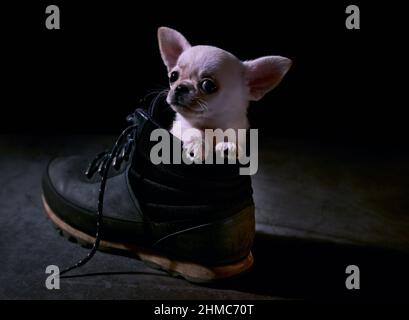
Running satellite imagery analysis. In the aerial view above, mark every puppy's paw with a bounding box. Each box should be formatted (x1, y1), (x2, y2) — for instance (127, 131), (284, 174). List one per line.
(215, 142), (239, 160)
(183, 137), (204, 162)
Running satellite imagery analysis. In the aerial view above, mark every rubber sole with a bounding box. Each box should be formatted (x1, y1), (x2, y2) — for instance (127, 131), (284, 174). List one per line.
(42, 195), (254, 283)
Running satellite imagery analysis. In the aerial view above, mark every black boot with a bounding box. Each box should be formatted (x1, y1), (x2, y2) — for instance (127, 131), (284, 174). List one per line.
(42, 102), (255, 282)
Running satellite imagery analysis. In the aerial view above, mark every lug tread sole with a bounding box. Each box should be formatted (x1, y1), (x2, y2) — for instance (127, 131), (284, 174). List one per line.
(42, 195), (253, 283)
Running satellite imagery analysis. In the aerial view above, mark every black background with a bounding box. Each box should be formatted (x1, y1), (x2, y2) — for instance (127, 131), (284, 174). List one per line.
(1, 1), (407, 146)
(1, 1), (408, 304)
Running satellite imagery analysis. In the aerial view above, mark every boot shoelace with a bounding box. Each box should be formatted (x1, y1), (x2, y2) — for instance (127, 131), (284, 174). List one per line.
(59, 111), (141, 276)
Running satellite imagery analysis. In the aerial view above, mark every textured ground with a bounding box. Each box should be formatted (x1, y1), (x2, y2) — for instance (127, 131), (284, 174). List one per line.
(1, 135), (408, 299)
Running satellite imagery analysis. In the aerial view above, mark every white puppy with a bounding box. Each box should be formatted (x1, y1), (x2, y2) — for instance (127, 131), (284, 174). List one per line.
(157, 27), (291, 161)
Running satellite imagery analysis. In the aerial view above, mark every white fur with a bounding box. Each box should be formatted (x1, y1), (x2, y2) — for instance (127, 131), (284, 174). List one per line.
(157, 27), (292, 161)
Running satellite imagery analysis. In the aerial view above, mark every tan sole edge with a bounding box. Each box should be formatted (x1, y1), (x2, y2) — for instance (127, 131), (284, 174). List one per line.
(42, 195), (253, 282)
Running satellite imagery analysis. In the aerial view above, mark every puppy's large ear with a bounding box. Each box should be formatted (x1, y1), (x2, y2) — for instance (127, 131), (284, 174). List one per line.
(158, 27), (191, 71)
(244, 56), (292, 101)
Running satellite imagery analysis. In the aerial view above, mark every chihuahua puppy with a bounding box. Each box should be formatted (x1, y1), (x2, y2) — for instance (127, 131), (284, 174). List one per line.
(157, 27), (291, 162)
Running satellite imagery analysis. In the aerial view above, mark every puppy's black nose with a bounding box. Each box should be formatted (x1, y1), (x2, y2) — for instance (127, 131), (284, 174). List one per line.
(175, 84), (190, 96)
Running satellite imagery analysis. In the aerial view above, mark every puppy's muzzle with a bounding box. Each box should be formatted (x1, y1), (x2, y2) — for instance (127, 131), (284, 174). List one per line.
(170, 83), (195, 107)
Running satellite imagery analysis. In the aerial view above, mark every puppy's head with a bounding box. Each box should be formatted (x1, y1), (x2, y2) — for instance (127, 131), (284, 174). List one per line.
(158, 27), (292, 126)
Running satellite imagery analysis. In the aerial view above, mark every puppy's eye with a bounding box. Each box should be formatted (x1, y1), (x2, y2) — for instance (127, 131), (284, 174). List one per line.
(200, 79), (217, 94)
(169, 71), (179, 83)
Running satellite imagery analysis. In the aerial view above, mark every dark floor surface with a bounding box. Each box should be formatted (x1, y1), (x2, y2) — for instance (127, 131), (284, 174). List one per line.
(1, 135), (408, 299)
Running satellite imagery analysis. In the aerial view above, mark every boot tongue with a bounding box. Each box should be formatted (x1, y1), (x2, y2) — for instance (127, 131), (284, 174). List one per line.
(147, 94), (175, 130)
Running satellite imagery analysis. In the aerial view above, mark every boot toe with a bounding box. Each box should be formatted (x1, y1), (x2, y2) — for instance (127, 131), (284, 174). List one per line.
(42, 156), (145, 243)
